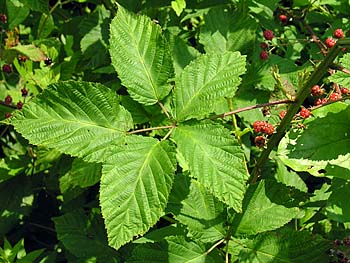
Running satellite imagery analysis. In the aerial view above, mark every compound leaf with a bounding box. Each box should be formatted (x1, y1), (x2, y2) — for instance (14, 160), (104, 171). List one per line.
(110, 4), (174, 105)
(10, 81), (133, 163)
(174, 51), (246, 121)
(100, 136), (177, 250)
(172, 121), (249, 212)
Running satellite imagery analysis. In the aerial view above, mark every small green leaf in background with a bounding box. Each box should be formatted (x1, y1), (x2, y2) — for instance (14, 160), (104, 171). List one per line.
(79, 5), (111, 70)
(275, 158), (308, 192)
(0, 176), (33, 235)
(329, 54), (350, 86)
(100, 136), (177, 250)
(10, 81), (133, 163)
(53, 210), (119, 262)
(11, 44), (46, 62)
(325, 178), (350, 222)
(166, 173), (226, 242)
(6, 0), (30, 29)
(23, 0), (49, 13)
(229, 228), (329, 263)
(171, 0), (186, 16)
(128, 236), (222, 263)
(174, 51), (246, 121)
(172, 121), (249, 212)
(232, 180), (299, 236)
(165, 31), (200, 76)
(59, 158), (102, 196)
(199, 5), (257, 54)
(110, 3), (174, 105)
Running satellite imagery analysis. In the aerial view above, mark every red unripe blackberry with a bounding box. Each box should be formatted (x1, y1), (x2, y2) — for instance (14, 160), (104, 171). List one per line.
(254, 136), (266, 148)
(260, 42), (268, 49)
(2, 64), (12, 73)
(4, 95), (12, 105)
(279, 14), (287, 23)
(18, 55), (27, 62)
(340, 88), (349, 95)
(279, 110), (287, 119)
(252, 121), (274, 135)
(329, 92), (341, 101)
(334, 28), (344, 39)
(311, 85), (324, 96)
(21, 88), (28, 97)
(253, 121), (265, 133)
(263, 30), (274, 40)
(4, 112), (11, 119)
(314, 98), (327, 106)
(16, 101), (23, 109)
(260, 50), (269, 60)
(0, 14), (7, 23)
(325, 37), (336, 48)
(299, 108), (311, 119)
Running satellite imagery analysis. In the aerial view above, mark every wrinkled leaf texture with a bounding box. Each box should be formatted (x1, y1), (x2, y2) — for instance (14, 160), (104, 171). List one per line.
(100, 136), (177, 250)
(110, 3), (174, 105)
(10, 81), (133, 163)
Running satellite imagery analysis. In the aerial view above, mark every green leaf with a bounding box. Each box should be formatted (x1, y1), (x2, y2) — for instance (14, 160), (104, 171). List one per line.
(0, 175), (33, 235)
(174, 51), (246, 121)
(172, 121), (249, 212)
(7, 0), (30, 29)
(166, 173), (226, 242)
(10, 81), (133, 163)
(278, 105), (350, 176)
(275, 158), (308, 192)
(165, 31), (200, 76)
(110, 4), (174, 105)
(60, 158), (101, 194)
(329, 54), (350, 86)
(100, 136), (177, 250)
(11, 44), (46, 62)
(232, 180), (299, 236)
(128, 236), (222, 263)
(325, 178), (350, 222)
(171, 0), (186, 16)
(23, 0), (49, 13)
(37, 13), (55, 39)
(199, 6), (257, 54)
(53, 210), (119, 262)
(80, 5), (110, 69)
(229, 228), (329, 263)
(17, 249), (45, 263)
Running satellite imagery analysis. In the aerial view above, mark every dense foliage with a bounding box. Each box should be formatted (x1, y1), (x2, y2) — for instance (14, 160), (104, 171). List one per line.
(1, 0), (350, 262)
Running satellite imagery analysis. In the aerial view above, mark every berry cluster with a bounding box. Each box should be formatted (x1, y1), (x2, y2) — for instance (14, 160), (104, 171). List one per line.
(298, 108), (311, 119)
(253, 120), (275, 135)
(310, 83), (349, 106)
(252, 121), (275, 148)
(311, 85), (324, 96)
(325, 28), (346, 49)
(259, 29), (276, 60)
(328, 236), (350, 263)
(2, 89), (27, 118)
